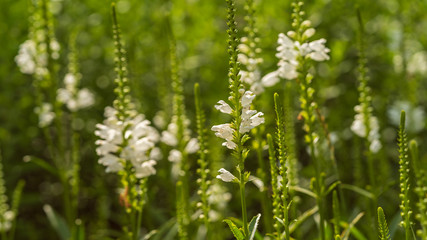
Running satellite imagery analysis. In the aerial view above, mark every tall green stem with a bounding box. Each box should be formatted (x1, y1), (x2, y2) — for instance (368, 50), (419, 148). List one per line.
(239, 172), (249, 239)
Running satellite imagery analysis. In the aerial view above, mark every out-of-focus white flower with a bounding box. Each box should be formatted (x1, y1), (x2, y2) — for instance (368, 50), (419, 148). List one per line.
(407, 51), (427, 75)
(95, 107), (159, 178)
(308, 39), (330, 61)
(261, 71), (280, 87)
(248, 175), (265, 192)
(168, 149), (182, 163)
(185, 138), (199, 154)
(16, 38), (61, 77)
(387, 100), (425, 133)
(15, 40), (37, 74)
(57, 73), (95, 112)
(350, 104), (381, 153)
(34, 102), (55, 128)
(238, 38), (264, 94)
(149, 147), (163, 161)
(0, 210), (15, 232)
(136, 160), (157, 178)
(153, 111), (167, 129)
(216, 168), (237, 182)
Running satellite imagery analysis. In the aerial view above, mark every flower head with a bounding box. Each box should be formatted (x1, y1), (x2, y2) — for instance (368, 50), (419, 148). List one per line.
(216, 168), (237, 182)
(95, 107), (159, 178)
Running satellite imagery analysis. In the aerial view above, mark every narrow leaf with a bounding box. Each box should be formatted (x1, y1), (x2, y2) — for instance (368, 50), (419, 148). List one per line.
(248, 213), (261, 240)
(43, 204), (71, 240)
(224, 219), (245, 240)
(377, 207), (391, 240)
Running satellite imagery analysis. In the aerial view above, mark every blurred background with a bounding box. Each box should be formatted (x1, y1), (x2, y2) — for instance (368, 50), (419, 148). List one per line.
(1, 0), (427, 238)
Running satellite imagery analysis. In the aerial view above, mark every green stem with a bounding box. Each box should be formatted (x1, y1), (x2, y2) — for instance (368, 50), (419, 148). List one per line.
(239, 172), (249, 239)
(135, 208), (143, 240)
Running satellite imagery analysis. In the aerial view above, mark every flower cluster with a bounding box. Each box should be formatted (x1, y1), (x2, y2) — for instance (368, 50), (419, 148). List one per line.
(34, 102), (55, 128)
(211, 90), (264, 149)
(57, 73), (95, 112)
(262, 25), (330, 87)
(161, 116), (199, 163)
(388, 100), (426, 134)
(95, 106), (160, 178)
(351, 105), (382, 153)
(238, 38), (264, 94)
(0, 211), (14, 232)
(15, 38), (60, 78)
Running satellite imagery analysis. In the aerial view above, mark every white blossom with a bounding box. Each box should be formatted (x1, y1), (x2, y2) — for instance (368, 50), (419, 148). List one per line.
(57, 73), (95, 112)
(168, 149), (182, 163)
(387, 100), (426, 133)
(215, 100), (233, 114)
(350, 104), (382, 153)
(262, 32), (330, 87)
(185, 138), (199, 154)
(95, 107), (159, 178)
(15, 40), (37, 74)
(0, 210), (15, 232)
(216, 168), (237, 182)
(34, 103), (55, 128)
(212, 91), (264, 149)
(238, 38), (264, 94)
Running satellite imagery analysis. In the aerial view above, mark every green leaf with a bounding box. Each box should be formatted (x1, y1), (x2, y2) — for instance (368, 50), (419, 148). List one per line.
(224, 219), (245, 240)
(289, 206), (318, 233)
(23, 155), (59, 177)
(341, 184), (375, 199)
(340, 212), (365, 240)
(43, 204), (71, 240)
(248, 213), (261, 240)
(377, 207), (391, 240)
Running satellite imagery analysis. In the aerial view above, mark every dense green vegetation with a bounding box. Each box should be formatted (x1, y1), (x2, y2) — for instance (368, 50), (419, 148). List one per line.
(1, 0), (427, 239)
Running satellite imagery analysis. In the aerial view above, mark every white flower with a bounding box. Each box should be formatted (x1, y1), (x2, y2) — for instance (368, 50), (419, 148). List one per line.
(76, 88), (95, 110)
(238, 39), (264, 94)
(15, 40), (37, 74)
(98, 153), (123, 172)
(185, 138), (199, 154)
(387, 101), (426, 133)
(215, 100), (233, 114)
(351, 104), (382, 153)
(211, 124), (234, 142)
(161, 130), (178, 146)
(308, 39), (330, 61)
(241, 91), (256, 108)
(212, 91), (264, 148)
(216, 168), (237, 182)
(34, 103), (55, 128)
(57, 72), (95, 112)
(153, 111), (167, 129)
(0, 210), (14, 232)
(407, 51), (427, 75)
(95, 106), (159, 178)
(266, 32), (330, 87)
(369, 139), (382, 153)
(168, 149), (182, 162)
(135, 160), (157, 178)
(248, 175), (265, 192)
(261, 71), (280, 87)
(303, 28), (316, 39)
(149, 147), (163, 161)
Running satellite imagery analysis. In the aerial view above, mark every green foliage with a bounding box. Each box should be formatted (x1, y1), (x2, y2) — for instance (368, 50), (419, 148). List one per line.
(2, 0), (427, 239)
(398, 111), (412, 239)
(377, 207), (391, 240)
